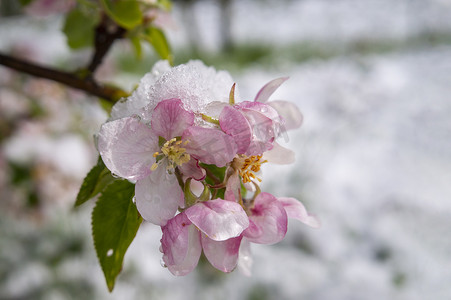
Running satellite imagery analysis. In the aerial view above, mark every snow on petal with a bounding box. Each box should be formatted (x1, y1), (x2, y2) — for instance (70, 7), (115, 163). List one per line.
(144, 60), (235, 116)
(201, 234), (242, 273)
(268, 100), (303, 130)
(150, 98), (194, 140)
(185, 199), (249, 241)
(219, 106), (252, 154)
(244, 192), (288, 245)
(135, 166), (183, 226)
(161, 213), (202, 276)
(262, 142), (295, 165)
(254, 77), (289, 103)
(110, 61), (172, 121)
(182, 126), (238, 167)
(98, 116), (158, 181)
(278, 197), (321, 228)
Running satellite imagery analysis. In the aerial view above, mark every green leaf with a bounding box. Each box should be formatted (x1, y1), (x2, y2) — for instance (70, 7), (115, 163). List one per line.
(75, 157), (115, 207)
(129, 35), (142, 59)
(92, 180), (142, 292)
(143, 27), (172, 64)
(101, 0), (142, 29)
(200, 163), (227, 199)
(200, 163), (226, 185)
(63, 8), (99, 49)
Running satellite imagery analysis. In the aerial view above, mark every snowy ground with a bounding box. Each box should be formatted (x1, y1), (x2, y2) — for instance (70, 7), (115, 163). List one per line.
(1, 0), (451, 299)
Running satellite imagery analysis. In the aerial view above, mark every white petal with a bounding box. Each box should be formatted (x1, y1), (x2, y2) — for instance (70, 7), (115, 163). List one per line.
(262, 142), (295, 165)
(135, 166), (183, 226)
(98, 116), (158, 181)
(268, 100), (303, 130)
(237, 238), (253, 276)
(254, 77), (288, 103)
(278, 197), (321, 228)
(201, 235), (242, 273)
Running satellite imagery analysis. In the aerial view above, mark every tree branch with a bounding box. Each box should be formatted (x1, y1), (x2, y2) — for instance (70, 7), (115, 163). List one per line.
(0, 52), (127, 102)
(87, 17), (126, 74)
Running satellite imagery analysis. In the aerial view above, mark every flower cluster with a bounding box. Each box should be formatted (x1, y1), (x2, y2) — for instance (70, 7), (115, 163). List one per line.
(97, 60), (319, 276)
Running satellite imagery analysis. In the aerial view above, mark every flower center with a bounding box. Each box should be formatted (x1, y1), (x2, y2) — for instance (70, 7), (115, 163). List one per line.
(151, 138), (190, 171)
(237, 155), (267, 183)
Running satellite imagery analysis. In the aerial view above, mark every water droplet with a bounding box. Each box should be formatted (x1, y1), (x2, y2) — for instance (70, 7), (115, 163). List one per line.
(160, 258), (167, 268)
(107, 249), (114, 257)
(131, 114), (142, 121)
(132, 196), (136, 204)
(111, 173), (120, 179)
(159, 245), (163, 253)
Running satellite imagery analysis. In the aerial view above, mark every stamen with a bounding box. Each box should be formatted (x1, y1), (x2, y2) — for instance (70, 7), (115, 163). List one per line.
(239, 155), (267, 183)
(158, 137), (191, 170)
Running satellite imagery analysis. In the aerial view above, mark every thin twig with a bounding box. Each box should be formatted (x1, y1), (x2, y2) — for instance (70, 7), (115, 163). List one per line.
(0, 52), (127, 102)
(87, 17), (126, 74)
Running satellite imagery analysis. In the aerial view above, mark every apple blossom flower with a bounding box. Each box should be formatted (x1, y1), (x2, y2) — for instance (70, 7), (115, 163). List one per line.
(160, 199), (249, 275)
(98, 98), (237, 225)
(94, 58), (317, 277)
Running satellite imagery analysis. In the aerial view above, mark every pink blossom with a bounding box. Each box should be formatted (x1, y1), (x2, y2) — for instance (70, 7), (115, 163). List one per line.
(160, 199), (249, 275)
(98, 99), (237, 225)
(219, 101), (282, 156)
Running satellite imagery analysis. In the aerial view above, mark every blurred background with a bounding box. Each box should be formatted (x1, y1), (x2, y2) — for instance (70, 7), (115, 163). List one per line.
(1, 0), (451, 299)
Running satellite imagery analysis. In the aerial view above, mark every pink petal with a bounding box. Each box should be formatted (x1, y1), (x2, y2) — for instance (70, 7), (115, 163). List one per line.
(243, 110), (276, 155)
(237, 238), (253, 276)
(254, 77), (289, 103)
(244, 192), (288, 244)
(236, 102), (282, 155)
(268, 100), (303, 130)
(178, 158), (206, 181)
(201, 234), (242, 272)
(182, 126), (238, 167)
(161, 213), (202, 276)
(262, 142), (295, 165)
(237, 101), (280, 121)
(98, 116), (158, 181)
(151, 99), (194, 140)
(278, 197), (321, 228)
(219, 106), (252, 154)
(135, 166), (183, 226)
(225, 172), (240, 202)
(185, 199), (249, 241)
